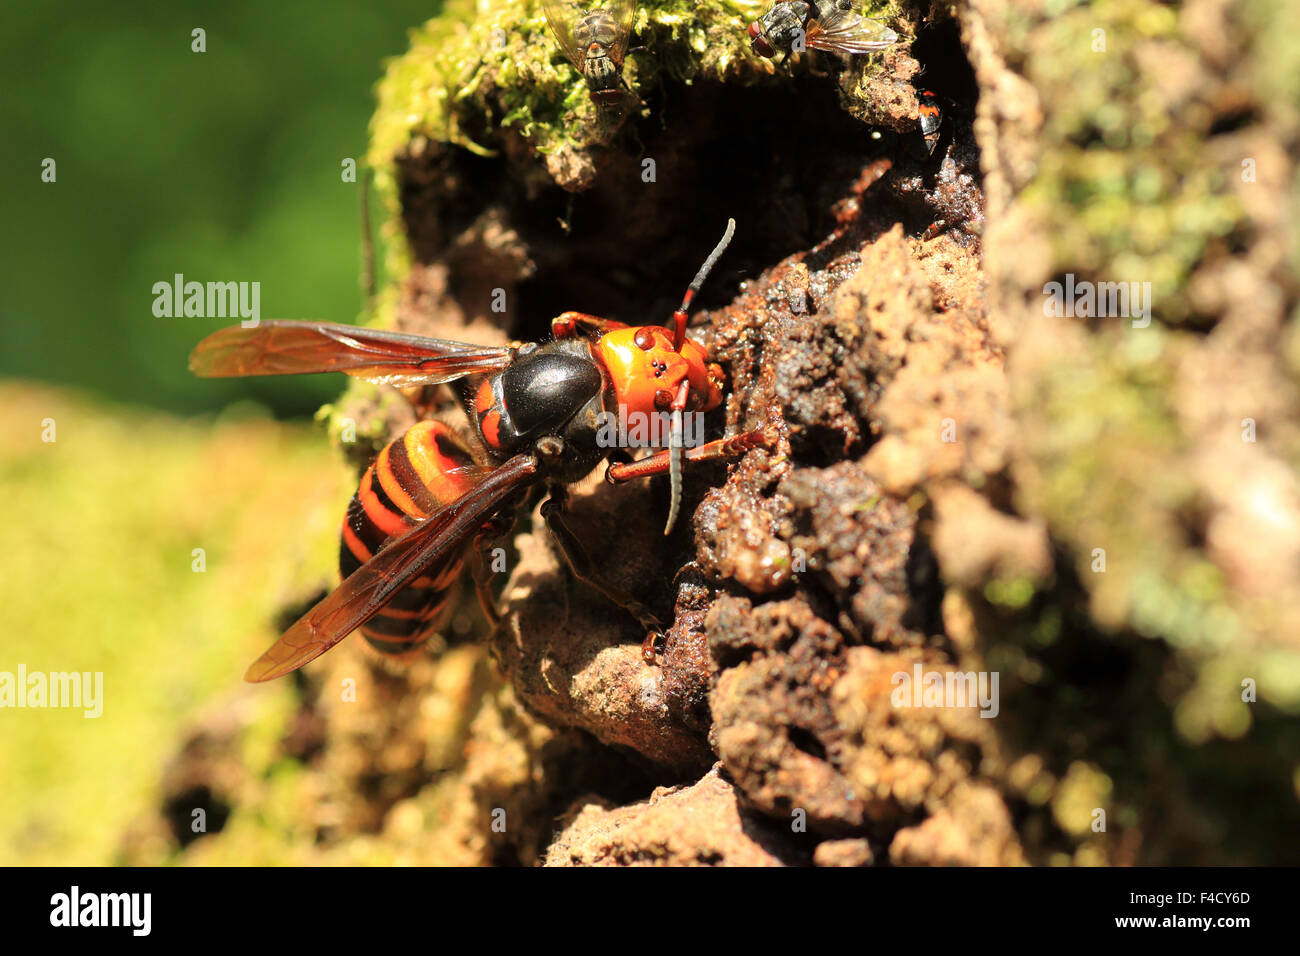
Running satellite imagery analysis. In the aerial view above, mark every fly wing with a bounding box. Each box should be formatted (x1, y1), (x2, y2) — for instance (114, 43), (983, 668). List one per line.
(806, 9), (899, 55)
(605, 0), (638, 63)
(243, 454), (540, 682)
(189, 320), (514, 388)
(541, 0), (587, 68)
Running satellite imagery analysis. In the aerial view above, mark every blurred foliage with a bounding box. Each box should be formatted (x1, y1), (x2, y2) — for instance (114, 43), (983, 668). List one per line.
(0, 383), (346, 865)
(0, 1), (439, 417)
(0, 1), (443, 865)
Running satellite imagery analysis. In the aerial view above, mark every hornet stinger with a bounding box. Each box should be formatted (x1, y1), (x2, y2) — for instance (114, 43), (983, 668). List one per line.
(189, 220), (777, 681)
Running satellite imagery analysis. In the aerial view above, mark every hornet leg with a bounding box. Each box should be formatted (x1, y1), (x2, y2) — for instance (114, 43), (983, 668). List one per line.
(470, 515), (515, 627)
(540, 487), (667, 663)
(551, 312), (628, 339)
(604, 423), (778, 484)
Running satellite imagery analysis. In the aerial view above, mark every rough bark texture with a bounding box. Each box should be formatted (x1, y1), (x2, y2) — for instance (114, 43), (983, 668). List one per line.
(123, 0), (1300, 866)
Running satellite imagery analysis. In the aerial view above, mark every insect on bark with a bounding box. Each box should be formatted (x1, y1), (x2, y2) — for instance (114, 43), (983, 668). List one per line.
(542, 0), (637, 104)
(190, 220), (779, 681)
(747, 0), (898, 60)
(917, 89), (943, 156)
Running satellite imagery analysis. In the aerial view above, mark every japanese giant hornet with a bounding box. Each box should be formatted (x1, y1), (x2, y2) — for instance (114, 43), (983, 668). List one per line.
(190, 220), (774, 683)
(541, 0), (636, 105)
(747, 0), (898, 60)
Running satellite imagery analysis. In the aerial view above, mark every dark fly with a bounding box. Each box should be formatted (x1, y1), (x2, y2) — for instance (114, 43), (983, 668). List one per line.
(748, 0), (898, 59)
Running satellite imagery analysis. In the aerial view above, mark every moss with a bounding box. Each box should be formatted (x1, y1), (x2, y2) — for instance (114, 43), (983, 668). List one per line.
(1018, 0), (1246, 324)
(366, 0), (905, 182)
(316, 384), (406, 469)
(1000, 0), (1300, 750)
(368, 0), (738, 168)
(984, 576), (1036, 609)
(1051, 761), (1113, 838)
(1013, 323), (1300, 731)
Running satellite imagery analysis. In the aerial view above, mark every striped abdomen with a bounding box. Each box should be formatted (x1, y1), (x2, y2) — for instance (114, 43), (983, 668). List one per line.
(339, 420), (481, 658)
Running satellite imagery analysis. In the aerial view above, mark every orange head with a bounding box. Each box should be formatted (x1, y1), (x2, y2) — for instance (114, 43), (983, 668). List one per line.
(595, 326), (724, 418)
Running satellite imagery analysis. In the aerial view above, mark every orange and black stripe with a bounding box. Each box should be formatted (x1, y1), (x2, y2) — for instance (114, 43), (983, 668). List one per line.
(471, 376), (506, 452)
(918, 90), (942, 154)
(338, 420), (481, 658)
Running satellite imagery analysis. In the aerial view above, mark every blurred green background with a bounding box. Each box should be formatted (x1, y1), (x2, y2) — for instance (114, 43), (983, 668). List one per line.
(2, 0), (438, 416)
(0, 2), (439, 864)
